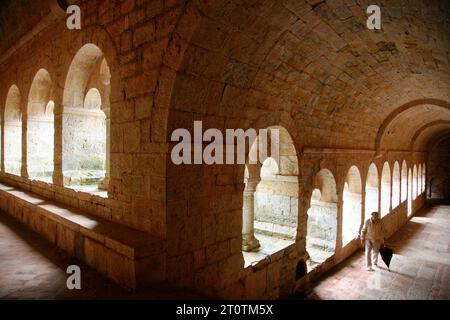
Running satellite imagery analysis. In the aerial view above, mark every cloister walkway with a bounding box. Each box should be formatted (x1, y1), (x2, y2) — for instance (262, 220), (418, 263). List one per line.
(303, 204), (450, 300)
(1, 205), (449, 299)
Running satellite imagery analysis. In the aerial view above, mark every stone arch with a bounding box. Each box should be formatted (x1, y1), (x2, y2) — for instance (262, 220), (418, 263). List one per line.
(410, 120), (450, 151)
(27, 68), (54, 181)
(380, 162), (391, 217)
(413, 165), (418, 200)
(242, 126), (299, 264)
(342, 165), (362, 247)
(401, 160), (408, 202)
(4, 84), (22, 175)
(422, 163), (426, 193)
(392, 161), (400, 208)
(418, 164), (423, 195)
(62, 43), (110, 189)
(365, 163), (379, 216)
(375, 99), (450, 153)
(408, 168), (413, 216)
(306, 168), (338, 270)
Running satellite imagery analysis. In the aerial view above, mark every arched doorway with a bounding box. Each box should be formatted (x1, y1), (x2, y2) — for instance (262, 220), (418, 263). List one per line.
(365, 163), (379, 216)
(242, 126), (298, 265)
(380, 162), (391, 217)
(408, 168), (413, 216)
(342, 166), (362, 247)
(62, 44), (111, 191)
(27, 69), (54, 181)
(4, 85), (22, 175)
(306, 169), (338, 271)
(401, 160), (408, 203)
(392, 161), (400, 208)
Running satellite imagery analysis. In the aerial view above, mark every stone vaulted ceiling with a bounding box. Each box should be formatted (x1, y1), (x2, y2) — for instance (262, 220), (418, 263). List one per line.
(168, 0), (450, 151)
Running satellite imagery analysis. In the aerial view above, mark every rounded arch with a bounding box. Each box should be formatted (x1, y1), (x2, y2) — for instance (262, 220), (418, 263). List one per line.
(84, 88), (102, 110)
(4, 85), (22, 175)
(418, 164), (423, 195)
(27, 69), (54, 181)
(401, 160), (408, 202)
(408, 168), (413, 216)
(4, 84), (21, 122)
(365, 163), (379, 216)
(380, 162), (391, 217)
(375, 99), (450, 153)
(306, 168), (338, 270)
(413, 165), (418, 199)
(422, 163), (426, 193)
(342, 165), (362, 247)
(62, 44), (110, 188)
(27, 69), (53, 117)
(242, 126), (299, 264)
(410, 120), (450, 151)
(392, 161), (400, 208)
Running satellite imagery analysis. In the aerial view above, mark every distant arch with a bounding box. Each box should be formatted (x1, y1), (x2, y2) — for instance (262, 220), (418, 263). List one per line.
(4, 85), (22, 175)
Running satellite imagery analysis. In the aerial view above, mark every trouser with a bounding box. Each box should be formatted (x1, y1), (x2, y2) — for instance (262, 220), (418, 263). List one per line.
(365, 239), (381, 267)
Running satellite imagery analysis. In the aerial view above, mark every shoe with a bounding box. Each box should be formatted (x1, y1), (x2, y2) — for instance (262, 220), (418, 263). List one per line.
(366, 267), (375, 272)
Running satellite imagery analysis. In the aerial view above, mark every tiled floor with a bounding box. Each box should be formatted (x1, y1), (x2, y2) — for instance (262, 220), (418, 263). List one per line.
(0, 211), (201, 300)
(1, 205), (449, 300)
(303, 205), (450, 300)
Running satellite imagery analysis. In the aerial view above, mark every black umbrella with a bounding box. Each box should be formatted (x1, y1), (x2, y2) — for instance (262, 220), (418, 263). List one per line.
(379, 246), (393, 271)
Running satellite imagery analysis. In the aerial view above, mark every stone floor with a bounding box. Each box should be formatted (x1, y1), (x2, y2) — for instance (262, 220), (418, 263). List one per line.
(0, 210), (201, 300)
(1, 205), (449, 300)
(303, 205), (450, 300)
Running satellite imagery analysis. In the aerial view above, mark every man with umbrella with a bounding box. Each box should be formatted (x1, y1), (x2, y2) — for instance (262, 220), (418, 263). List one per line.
(360, 211), (387, 271)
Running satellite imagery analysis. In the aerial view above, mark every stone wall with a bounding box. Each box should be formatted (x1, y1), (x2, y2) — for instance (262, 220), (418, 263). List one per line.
(0, 0), (447, 300)
(428, 137), (450, 199)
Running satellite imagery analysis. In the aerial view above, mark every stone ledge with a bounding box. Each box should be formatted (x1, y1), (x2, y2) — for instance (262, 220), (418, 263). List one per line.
(0, 182), (165, 290)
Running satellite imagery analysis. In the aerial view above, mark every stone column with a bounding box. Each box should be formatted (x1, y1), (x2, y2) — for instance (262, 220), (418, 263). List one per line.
(52, 103), (64, 186)
(242, 178), (260, 252)
(21, 108), (28, 178)
(98, 107), (110, 191)
(335, 191), (343, 256)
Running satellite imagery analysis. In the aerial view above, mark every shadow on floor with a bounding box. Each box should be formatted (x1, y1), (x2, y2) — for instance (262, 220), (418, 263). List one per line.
(0, 211), (204, 300)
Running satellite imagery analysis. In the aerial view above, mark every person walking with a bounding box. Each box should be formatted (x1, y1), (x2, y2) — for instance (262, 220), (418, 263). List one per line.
(360, 211), (387, 271)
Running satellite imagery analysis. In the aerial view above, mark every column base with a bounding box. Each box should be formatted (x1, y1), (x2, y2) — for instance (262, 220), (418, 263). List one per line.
(242, 234), (261, 252)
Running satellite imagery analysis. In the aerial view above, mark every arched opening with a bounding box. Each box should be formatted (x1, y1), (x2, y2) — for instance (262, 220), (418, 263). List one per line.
(242, 126), (298, 266)
(4, 85), (22, 175)
(62, 44), (111, 192)
(413, 165), (418, 199)
(27, 69), (54, 182)
(306, 169), (337, 271)
(365, 163), (379, 216)
(408, 168), (413, 216)
(392, 161), (400, 208)
(401, 160), (408, 202)
(380, 162), (391, 217)
(422, 164), (426, 193)
(418, 164), (422, 195)
(342, 166), (362, 247)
